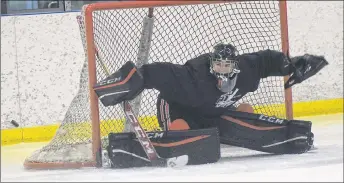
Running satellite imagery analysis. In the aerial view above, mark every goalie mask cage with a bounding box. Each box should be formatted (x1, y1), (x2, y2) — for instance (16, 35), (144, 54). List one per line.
(24, 1), (292, 169)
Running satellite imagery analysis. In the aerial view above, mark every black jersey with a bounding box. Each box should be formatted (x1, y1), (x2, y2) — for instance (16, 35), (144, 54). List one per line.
(140, 49), (290, 118)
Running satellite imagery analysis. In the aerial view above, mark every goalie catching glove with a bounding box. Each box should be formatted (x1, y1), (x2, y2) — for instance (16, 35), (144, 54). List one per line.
(284, 53), (328, 89)
(93, 61), (144, 106)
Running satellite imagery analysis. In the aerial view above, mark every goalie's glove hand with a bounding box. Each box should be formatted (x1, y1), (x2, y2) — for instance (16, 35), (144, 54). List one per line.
(285, 53), (329, 89)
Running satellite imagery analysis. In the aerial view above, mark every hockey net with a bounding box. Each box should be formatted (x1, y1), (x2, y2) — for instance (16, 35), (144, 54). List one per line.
(24, 1), (292, 169)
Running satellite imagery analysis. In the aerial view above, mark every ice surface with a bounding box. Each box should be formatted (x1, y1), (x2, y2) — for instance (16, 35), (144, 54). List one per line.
(1, 114), (343, 182)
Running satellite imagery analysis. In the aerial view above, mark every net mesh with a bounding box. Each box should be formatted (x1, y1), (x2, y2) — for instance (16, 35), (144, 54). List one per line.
(24, 1), (289, 168)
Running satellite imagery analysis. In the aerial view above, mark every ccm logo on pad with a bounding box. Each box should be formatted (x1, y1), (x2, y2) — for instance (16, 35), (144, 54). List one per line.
(259, 115), (285, 124)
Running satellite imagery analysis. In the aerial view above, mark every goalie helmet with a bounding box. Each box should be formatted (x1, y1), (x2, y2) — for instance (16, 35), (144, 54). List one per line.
(210, 43), (240, 93)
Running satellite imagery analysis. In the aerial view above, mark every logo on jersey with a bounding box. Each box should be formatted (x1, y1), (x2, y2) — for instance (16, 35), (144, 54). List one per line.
(215, 88), (241, 108)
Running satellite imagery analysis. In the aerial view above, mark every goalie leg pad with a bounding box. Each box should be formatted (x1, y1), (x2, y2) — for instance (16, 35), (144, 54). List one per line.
(217, 111), (314, 154)
(107, 128), (220, 168)
(93, 61), (144, 107)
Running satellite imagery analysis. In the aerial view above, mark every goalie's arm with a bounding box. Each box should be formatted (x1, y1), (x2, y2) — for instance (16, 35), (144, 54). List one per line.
(243, 49), (291, 78)
(245, 49), (328, 88)
(93, 61), (196, 107)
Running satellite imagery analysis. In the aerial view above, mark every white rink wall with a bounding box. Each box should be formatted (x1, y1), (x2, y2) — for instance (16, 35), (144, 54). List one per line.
(1, 1), (343, 129)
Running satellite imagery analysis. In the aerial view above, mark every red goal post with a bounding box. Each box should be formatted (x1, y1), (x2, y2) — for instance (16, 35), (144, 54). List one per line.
(23, 0), (293, 169)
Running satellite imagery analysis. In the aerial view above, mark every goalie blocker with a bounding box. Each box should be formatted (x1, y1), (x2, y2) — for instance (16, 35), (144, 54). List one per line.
(93, 61), (144, 107)
(94, 61), (314, 162)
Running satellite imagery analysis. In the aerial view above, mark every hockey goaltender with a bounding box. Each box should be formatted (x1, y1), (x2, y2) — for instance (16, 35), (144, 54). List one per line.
(93, 43), (328, 168)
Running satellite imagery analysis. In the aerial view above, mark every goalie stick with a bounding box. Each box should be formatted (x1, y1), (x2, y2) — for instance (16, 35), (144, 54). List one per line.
(93, 49), (188, 168)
